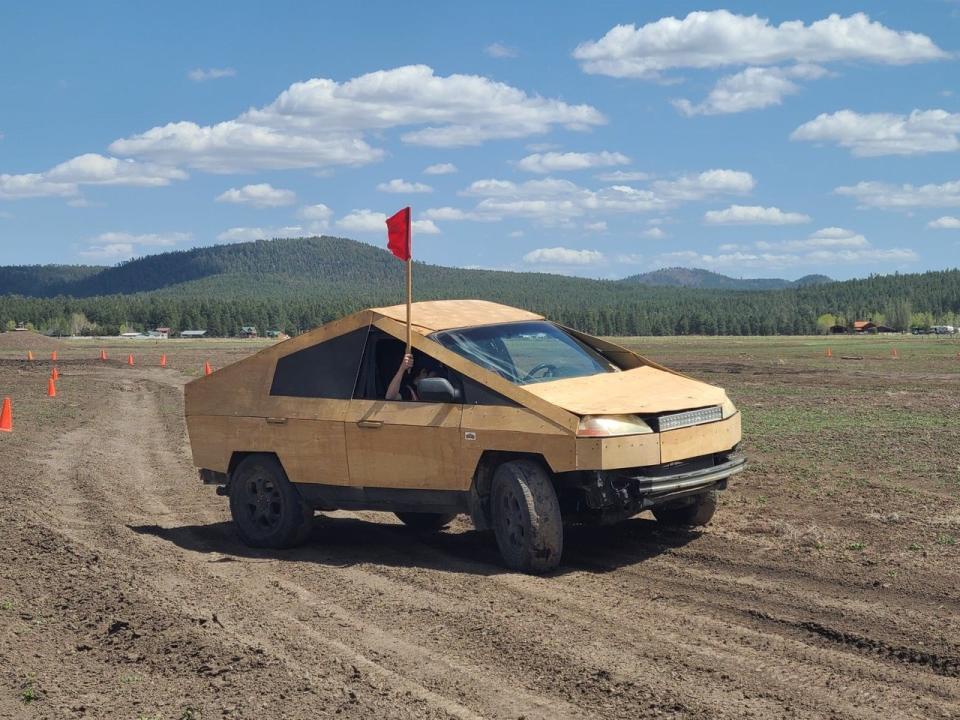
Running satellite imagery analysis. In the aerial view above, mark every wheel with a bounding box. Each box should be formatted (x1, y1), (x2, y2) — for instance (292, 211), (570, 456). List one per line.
(228, 455), (313, 548)
(394, 512), (457, 531)
(490, 459), (563, 573)
(652, 489), (719, 527)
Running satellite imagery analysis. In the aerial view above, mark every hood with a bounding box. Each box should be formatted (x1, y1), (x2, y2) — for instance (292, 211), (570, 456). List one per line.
(521, 366), (727, 416)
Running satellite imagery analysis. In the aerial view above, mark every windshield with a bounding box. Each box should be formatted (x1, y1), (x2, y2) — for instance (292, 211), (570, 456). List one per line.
(431, 321), (616, 385)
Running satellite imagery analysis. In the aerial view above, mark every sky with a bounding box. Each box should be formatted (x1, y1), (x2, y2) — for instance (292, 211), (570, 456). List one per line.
(0, 1), (959, 280)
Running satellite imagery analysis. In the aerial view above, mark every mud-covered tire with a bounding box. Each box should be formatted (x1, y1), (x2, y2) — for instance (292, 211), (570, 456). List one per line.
(653, 489), (719, 527)
(394, 512), (457, 532)
(228, 455), (313, 548)
(491, 459), (563, 574)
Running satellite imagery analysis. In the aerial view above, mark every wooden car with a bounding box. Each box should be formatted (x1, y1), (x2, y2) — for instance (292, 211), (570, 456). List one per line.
(185, 299), (744, 573)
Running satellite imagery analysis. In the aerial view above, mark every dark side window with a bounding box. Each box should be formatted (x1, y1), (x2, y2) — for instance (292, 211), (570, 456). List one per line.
(270, 326), (368, 398)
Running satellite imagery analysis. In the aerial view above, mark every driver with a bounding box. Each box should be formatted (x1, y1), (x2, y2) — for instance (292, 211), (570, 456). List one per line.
(386, 353), (444, 401)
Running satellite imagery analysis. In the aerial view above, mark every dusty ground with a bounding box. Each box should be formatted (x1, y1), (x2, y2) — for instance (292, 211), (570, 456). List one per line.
(0, 334), (958, 719)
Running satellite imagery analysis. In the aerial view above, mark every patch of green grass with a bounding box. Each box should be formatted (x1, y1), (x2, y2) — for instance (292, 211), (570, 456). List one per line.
(847, 541), (866, 551)
(0, 599), (12, 611)
(180, 708), (202, 720)
(935, 534), (956, 546)
(908, 542), (923, 552)
(20, 683), (37, 704)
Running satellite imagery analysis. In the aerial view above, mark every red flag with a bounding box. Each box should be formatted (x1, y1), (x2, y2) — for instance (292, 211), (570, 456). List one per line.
(386, 207), (411, 261)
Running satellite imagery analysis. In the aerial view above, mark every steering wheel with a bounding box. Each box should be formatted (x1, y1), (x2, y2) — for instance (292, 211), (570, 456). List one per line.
(521, 362), (558, 383)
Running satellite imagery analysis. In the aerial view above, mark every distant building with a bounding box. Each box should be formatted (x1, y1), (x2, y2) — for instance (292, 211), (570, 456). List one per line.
(853, 321), (876, 333)
(151, 327), (171, 339)
(875, 325), (896, 334)
(181, 330), (208, 338)
(239, 326), (258, 338)
(829, 325), (847, 334)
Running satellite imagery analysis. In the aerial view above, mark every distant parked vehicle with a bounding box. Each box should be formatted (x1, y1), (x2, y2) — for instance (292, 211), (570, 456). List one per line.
(931, 325), (957, 335)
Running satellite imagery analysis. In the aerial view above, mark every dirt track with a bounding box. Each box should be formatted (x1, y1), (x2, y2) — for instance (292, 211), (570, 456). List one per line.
(1, 353), (959, 719)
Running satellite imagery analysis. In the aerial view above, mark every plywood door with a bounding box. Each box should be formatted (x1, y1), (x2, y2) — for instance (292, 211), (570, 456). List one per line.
(344, 400), (462, 490)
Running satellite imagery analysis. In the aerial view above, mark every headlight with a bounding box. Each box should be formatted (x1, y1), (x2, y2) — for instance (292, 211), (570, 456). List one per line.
(721, 397), (738, 419)
(577, 415), (654, 437)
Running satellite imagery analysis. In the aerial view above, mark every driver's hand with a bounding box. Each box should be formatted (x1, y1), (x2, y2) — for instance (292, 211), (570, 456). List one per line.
(401, 353), (414, 372)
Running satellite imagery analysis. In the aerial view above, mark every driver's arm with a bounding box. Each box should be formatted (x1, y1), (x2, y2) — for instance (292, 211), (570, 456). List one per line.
(385, 353), (413, 400)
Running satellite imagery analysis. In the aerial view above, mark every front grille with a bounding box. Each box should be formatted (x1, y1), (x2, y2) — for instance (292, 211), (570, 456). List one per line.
(656, 405), (722, 431)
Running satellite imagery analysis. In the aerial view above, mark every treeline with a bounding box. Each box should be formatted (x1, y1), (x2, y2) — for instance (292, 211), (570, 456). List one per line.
(1, 237), (959, 337)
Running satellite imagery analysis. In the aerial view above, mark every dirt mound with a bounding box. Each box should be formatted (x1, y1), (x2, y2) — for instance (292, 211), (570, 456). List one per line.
(0, 330), (63, 352)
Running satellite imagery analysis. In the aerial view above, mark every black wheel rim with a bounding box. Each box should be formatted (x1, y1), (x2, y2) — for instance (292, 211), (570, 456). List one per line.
(242, 474), (283, 533)
(498, 486), (526, 549)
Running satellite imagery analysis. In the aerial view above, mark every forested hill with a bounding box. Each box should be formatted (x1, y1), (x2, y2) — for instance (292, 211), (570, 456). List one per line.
(623, 267), (832, 290)
(1, 236), (959, 336)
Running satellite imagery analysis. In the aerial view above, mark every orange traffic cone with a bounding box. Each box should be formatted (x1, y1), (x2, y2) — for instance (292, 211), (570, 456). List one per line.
(51, 367), (59, 381)
(127, 354), (135, 366)
(47, 378), (56, 398)
(51, 351), (57, 362)
(891, 347), (899, 359)
(825, 347), (833, 358)
(0, 397), (12, 433)
(160, 353), (167, 368)
(27, 351), (34, 362)
(99, 349), (107, 361)
(203, 361), (212, 376)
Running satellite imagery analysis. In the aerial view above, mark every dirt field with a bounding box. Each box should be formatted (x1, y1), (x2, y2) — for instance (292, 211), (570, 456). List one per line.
(1, 334), (958, 719)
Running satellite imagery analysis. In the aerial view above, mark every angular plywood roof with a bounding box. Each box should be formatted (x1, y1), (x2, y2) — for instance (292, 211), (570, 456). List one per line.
(372, 299), (543, 334)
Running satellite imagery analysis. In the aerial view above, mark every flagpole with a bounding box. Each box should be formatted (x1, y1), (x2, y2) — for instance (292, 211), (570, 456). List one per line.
(405, 210), (412, 355)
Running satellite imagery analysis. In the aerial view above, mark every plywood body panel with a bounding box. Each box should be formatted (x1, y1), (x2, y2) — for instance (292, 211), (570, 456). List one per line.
(660, 413), (741, 463)
(185, 414), (349, 485)
(461, 405), (575, 477)
(344, 399), (462, 490)
(524, 366), (727, 416)
(576, 434), (662, 471)
(372, 300), (542, 333)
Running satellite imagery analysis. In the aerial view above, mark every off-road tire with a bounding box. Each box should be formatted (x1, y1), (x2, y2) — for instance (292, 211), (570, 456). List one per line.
(228, 455), (313, 548)
(653, 489), (719, 527)
(491, 459), (563, 574)
(394, 512), (457, 532)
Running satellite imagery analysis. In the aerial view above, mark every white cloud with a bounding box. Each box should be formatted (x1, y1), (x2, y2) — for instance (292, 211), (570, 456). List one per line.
(412, 219), (440, 234)
(215, 182), (296, 207)
(485, 42), (518, 59)
(928, 215), (960, 229)
(376, 178), (433, 193)
(459, 169), (754, 223)
(615, 253), (644, 264)
(217, 226), (305, 243)
(674, 64), (827, 116)
(335, 209), (439, 235)
(508, 230), (524, 238)
(517, 151), (629, 174)
(704, 204), (811, 225)
(188, 67), (236, 82)
(0, 153), (186, 199)
(835, 180), (960, 208)
(421, 206), (497, 222)
(424, 163), (457, 175)
(0, 173), (77, 199)
(574, 11), (947, 79)
(584, 221), (608, 232)
(80, 231), (191, 259)
(297, 203), (334, 226)
(642, 227), (666, 239)
(657, 225), (916, 271)
(595, 170), (651, 182)
(523, 247), (605, 265)
(109, 65), (604, 173)
(792, 109), (960, 156)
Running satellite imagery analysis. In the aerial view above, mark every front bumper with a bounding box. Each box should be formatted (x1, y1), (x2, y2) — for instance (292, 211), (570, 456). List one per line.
(567, 449), (746, 519)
